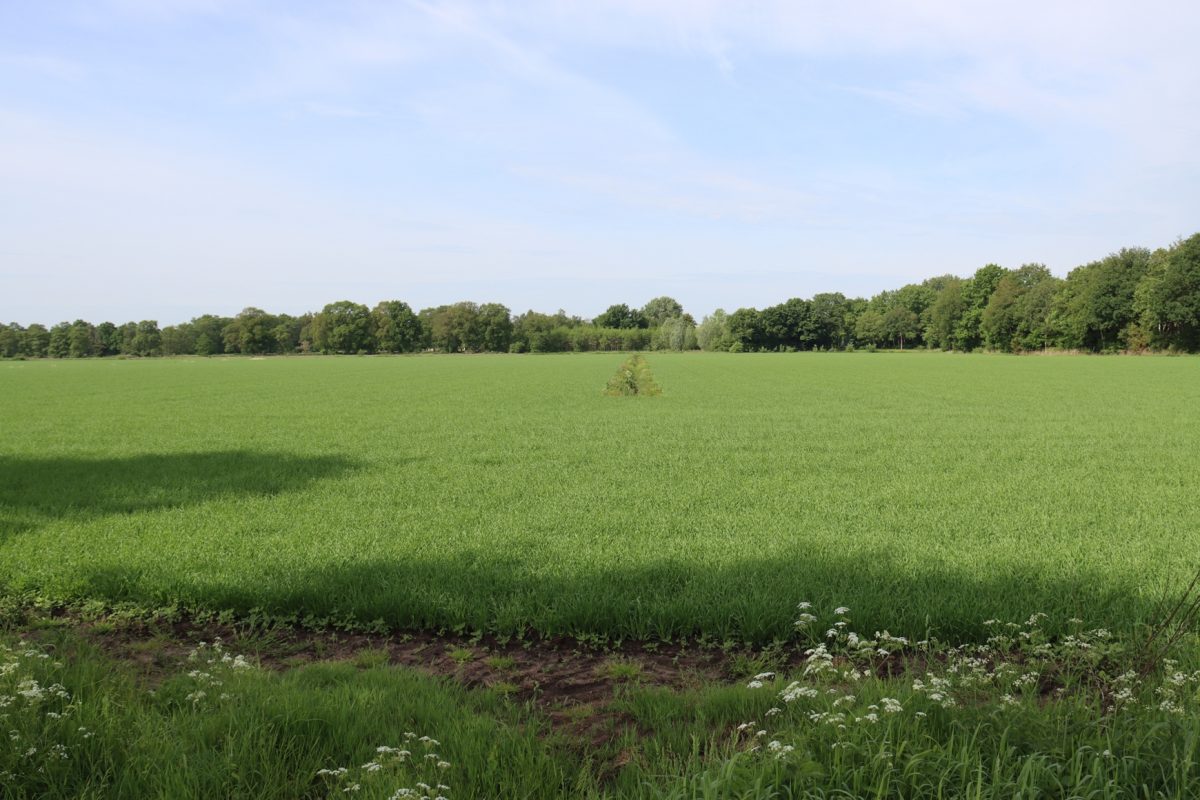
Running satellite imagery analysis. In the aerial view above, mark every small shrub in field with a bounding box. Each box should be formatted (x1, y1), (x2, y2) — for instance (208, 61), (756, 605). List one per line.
(603, 354), (662, 396)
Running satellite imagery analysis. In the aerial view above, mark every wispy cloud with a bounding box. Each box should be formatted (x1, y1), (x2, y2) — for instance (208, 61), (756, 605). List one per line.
(1, 0), (1198, 323)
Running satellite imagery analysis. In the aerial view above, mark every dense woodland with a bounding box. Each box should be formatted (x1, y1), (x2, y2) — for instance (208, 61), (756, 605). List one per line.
(5, 233), (1199, 358)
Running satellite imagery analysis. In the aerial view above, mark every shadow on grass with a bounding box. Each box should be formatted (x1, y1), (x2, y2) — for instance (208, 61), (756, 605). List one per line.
(0, 451), (359, 536)
(69, 545), (1163, 645)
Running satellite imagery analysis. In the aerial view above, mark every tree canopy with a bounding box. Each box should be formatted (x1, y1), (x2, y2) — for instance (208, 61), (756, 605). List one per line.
(9, 233), (1200, 359)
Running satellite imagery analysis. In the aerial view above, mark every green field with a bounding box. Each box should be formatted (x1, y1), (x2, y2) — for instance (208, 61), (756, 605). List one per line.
(3, 352), (1198, 641)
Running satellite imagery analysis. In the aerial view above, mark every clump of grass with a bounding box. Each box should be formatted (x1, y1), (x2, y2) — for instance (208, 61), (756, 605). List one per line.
(485, 654), (516, 671)
(352, 647), (390, 669)
(602, 354), (662, 396)
(599, 658), (643, 682)
(489, 680), (520, 698)
(447, 646), (474, 665)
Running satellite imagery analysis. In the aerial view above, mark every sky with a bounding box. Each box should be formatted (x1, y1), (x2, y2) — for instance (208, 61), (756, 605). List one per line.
(2, 1), (1198, 325)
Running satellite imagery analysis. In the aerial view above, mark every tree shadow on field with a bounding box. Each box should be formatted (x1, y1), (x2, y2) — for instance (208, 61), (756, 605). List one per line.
(70, 545), (1166, 646)
(0, 451), (359, 539)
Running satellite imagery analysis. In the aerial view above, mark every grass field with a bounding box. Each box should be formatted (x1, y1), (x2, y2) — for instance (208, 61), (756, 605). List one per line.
(3, 352), (1199, 642)
(7, 352), (1200, 798)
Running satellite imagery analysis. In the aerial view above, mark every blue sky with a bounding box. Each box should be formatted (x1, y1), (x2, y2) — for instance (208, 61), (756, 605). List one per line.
(3, 1), (1198, 325)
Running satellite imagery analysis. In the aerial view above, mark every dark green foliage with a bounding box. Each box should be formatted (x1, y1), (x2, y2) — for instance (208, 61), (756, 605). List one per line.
(22, 323), (50, 357)
(95, 321), (121, 356)
(48, 322), (70, 358)
(312, 301), (373, 354)
(0, 323), (21, 358)
(128, 320), (161, 357)
(422, 300), (517, 353)
(422, 301), (482, 352)
(190, 315), (231, 355)
(271, 313), (307, 353)
(1135, 234), (1200, 351)
(223, 307), (277, 354)
(477, 302), (514, 352)
(981, 265), (1060, 352)
(159, 323), (196, 356)
(853, 308), (886, 347)
(926, 277), (965, 349)
(808, 292), (851, 349)
(726, 307), (764, 352)
(594, 303), (648, 329)
(371, 300), (422, 353)
(951, 264), (1006, 351)
(67, 320), (96, 358)
(9, 230), (1200, 359)
(761, 298), (813, 350)
(1057, 248), (1150, 351)
(882, 306), (919, 348)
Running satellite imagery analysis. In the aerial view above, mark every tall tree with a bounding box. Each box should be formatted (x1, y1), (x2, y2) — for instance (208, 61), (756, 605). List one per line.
(130, 321), (162, 356)
(696, 309), (733, 352)
(0, 324), (23, 358)
(954, 264), (1007, 351)
(23, 324), (50, 357)
(223, 308), (277, 354)
(927, 278), (967, 350)
(640, 296), (684, 327)
(191, 315), (230, 356)
(593, 304), (647, 329)
(1135, 235), (1200, 351)
(761, 298), (813, 350)
(372, 301), (423, 353)
(312, 301), (373, 354)
(477, 303), (513, 352)
(96, 322), (122, 356)
(853, 309), (886, 347)
(809, 293), (849, 349)
(726, 307), (764, 352)
(48, 322), (71, 358)
(423, 302), (487, 352)
(651, 317), (697, 351)
(160, 324), (197, 356)
(982, 264), (1058, 351)
(1057, 248), (1150, 351)
(883, 307), (919, 349)
(272, 314), (307, 354)
(68, 319), (97, 358)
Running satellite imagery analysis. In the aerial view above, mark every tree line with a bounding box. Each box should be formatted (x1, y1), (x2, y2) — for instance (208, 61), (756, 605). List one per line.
(3, 233), (1198, 358)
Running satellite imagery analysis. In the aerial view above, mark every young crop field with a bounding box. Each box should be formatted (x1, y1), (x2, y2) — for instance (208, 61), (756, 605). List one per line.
(3, 352), (1199, 643)
(7, 352), (1200, 799)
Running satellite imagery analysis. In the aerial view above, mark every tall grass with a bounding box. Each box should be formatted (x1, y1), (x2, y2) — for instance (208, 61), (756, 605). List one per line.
(5, 607), (1200, 799)
(0, 632), (576, 799)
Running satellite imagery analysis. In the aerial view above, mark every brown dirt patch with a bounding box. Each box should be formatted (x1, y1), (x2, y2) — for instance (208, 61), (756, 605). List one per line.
(21, 610), (783, 729)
